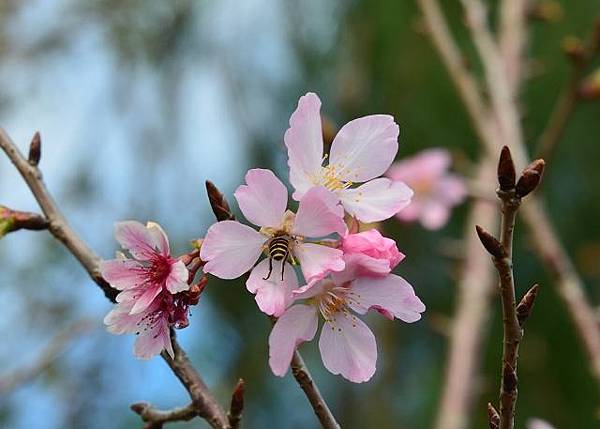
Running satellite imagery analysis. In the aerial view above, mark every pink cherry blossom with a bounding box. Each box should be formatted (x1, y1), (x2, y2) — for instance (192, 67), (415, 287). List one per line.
(387, 148), (467, 230)
(332, 229), (405, 284)
(285, 92), (414, 223)
(100, 221), (189, 315)
(200, 168), (347, 316)
(268, 269), (425, 383)
(104, 290), (192, 359)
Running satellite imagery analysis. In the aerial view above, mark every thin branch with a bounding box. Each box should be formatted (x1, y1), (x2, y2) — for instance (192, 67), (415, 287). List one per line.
(0, 205), (49, 235)
(434, 160), (498, 429)
(131, 402), (197, 428)
(499, 0), (527, 91)
(0, 129), (229, 429)
(0, 320), (93, 395)
(415, 0), (497, 154)
(460, 0), (525, 151)
(0, 128), (116, 301)
(290, 351), (340, 429)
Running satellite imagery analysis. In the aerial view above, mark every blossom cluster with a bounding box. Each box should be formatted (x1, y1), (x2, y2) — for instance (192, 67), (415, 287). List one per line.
(100, 92), (469, 382)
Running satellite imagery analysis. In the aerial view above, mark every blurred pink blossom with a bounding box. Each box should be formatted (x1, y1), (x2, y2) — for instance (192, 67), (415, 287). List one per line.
(268, 262), (425, 383)
(387, 148), (467, 230)
(527, 418), (557, 429)
(200, 168), (347, 315)
(101, 221), (189, 315)
(285, 92), (413, 223)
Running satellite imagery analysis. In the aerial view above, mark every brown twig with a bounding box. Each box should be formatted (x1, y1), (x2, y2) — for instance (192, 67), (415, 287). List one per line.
(0, 129), (229, 429)
(0, 320), (93, 395)
(499, 0), (527, 91)
(0, 205), (49, 236)
(434, 161), (498, 429)
(290, 351), (340, 429)
(131, 402), (197, 428)
(227, 379), (245, 429)
(476, 147), (543, 429)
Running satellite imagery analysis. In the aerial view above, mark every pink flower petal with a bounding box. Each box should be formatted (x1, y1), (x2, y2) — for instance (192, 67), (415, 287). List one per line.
(115, 221), (159, 260)
(329, 115), (399, 182)
(129, 285), (162, 315)
(349, 274), (425, 323)
(330, 253), (391, 285)
(436, 174), (468, 205)
(246, 259), (297, 317)
(528, 419), (556, 429)
(134, 315), (172, 359)
(200, 221), (266, 279)
(292, 187), (347, 237)
(285, 93), (324, 200)
(339, 178), (413, 223)
(293, 242), (345, 285)
(166, 260), (190, 294)
(146, 221), (170, 257)
(387, 148), (451, 183)
(268, 304), (318, 377)
(318, 312), (377, 383)
(100, 259), (145, 290)
(234, 169), (288, 228)
(104, 302), (140, 334)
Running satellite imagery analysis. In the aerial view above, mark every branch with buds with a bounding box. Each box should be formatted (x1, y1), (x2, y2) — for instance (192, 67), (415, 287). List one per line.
(476, 147), (543, 429)
(0, 129), (240, 429)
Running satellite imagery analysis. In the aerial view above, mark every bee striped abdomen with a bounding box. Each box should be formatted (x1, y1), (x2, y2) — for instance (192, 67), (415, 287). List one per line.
(268, 236), (290, 261)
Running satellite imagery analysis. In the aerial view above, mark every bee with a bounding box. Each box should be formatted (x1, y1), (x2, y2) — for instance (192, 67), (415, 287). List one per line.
(263, 234), (292, 281)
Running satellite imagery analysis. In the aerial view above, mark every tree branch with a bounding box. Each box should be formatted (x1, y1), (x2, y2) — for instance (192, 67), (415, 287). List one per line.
(290, 351), (340, 429)
(0, 205), (48, 236)
(0, 128), (229, 429)
(131, 402), (197, 428)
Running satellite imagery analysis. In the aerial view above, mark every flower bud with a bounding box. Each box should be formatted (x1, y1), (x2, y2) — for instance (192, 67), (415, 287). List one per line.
(515, 159), (545, 198)
(516, 284), (540, 326)
(528, 1), (563, 22)
(475, 225), (505, 259)
(28, 132), (41, 166)
(487, 403), (500, 429)
(497, 146), (516, 191)
(206, 180), (234, 221)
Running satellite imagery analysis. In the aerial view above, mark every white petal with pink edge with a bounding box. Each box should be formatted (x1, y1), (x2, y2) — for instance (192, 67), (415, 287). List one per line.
(100, 259), (145, 290)
(200, 221), (266, 279)
(285, 93), (324, 200)
(293, 242), (344, 286)
(339, 178), (413, 223)
(146, 221), (171, 257)
(268, 304), (318, 377)
(292, 187), (346, 237)
(166, 260), (190, 293)
(246, 259), (297, 317)
(348, 274), (425, 323)
(318, 312), (377, 383)
(329, 115), (399, 182)
(234, 169), (288, 228)
(115, 221), (158, 260)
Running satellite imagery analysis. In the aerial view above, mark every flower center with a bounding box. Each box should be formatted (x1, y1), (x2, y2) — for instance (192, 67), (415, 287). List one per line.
(316, 285), (350, 321)
(310, 155), (353, 192)
(147, 255), (173, 284)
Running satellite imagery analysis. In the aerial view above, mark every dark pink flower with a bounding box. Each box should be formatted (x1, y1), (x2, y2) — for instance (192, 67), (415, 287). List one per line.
(332, 229), (405, 284)
(101, 221), (189, 315)
(387, 148), (467, 230)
